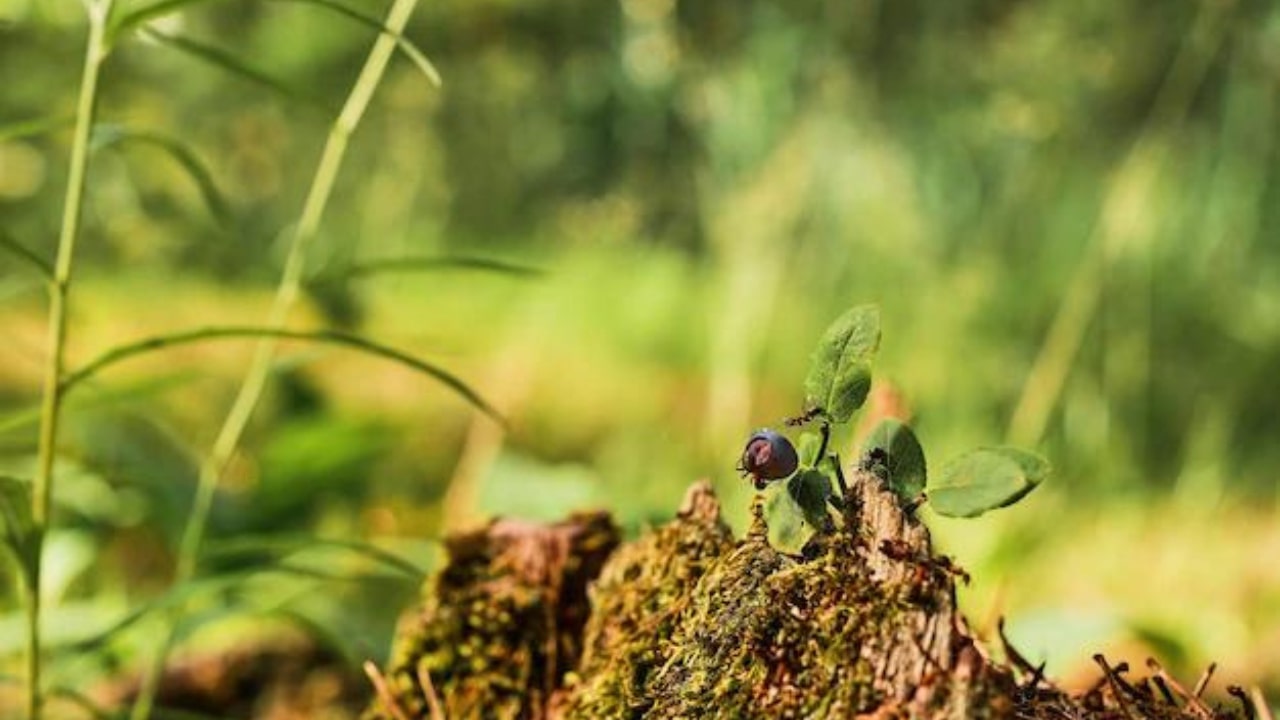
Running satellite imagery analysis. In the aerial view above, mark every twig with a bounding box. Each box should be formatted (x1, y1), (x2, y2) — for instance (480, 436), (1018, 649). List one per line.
(1092, 655), (1136, 720)
(415, 662), (447, 720)
(364, 661), (412, 720)
(997, 618), (1041, 681)
(1192, 661), (1216, 698)
(1227, 686), (1255, 720)
(1145, 658), (1213, 719)
(1151, 675), (1177, 705)
(1252, 686), (1274, 720)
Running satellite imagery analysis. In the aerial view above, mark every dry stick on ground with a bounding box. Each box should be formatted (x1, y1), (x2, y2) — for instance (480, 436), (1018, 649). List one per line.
(415, 664), (446, 720)
(1093, 655), (1137, 720)
(997, 617), (1043, 682)
(1193, 662), (1217, 699)
(1227, 686), (1255, 720)
(1152, 675), (1179, 706)
(1252, 687), (1275, 720)
(1147, 658), (1214, 720)
(364, 661), (412, 720)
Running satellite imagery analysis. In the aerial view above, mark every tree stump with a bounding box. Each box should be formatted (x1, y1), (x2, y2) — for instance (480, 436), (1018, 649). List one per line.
(364, 467), (1257, 720)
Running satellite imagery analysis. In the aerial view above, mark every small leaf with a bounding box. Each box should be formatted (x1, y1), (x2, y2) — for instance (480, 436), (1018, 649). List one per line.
(804, 305), (881, 423)
(928, 447), (1049, 518)
(787, 468), (834, 531)
(763, 484), (813, 556)
(0, 477), (40, 585)
(796, 432), (823, 467)
(861, 419), (927, 502)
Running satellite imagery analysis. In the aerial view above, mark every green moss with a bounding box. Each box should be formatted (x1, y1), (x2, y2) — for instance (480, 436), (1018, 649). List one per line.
(364, 511), (619, 720)
(365, 475), (1247, 720)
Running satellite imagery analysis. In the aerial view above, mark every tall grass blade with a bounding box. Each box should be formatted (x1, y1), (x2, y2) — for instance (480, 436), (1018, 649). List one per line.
(91, 126), (233, 226)
(0, 477), (39, 587)
(200, 535), (429, 580)
(61, 326), (503, 424)
(114, 0), (441, 86)
(129, 2), (429, 716)
(0, 229), (54, 279)
(340, 254), (545, 280)
(0, 115), (74, 143)
(282, 0), (442, 86)
(140, 28), (318, 107)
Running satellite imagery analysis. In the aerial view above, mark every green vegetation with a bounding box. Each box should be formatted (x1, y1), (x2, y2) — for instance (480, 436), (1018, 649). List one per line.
(757, 303), (1047, 553)
(1, 0), (1279, 716)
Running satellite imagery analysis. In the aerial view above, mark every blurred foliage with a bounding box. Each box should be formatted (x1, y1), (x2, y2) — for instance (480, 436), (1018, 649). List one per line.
(2, 0), (1280, 706)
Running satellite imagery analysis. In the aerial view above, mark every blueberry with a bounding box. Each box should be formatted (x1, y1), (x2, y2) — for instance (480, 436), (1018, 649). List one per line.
(738, 429), (799, 489)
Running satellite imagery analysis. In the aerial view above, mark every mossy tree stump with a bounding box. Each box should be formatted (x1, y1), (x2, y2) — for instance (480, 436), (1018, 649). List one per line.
(364, 467), (1256, 720)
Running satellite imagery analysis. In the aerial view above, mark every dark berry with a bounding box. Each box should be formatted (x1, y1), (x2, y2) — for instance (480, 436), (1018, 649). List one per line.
(738, 429), (799, 487)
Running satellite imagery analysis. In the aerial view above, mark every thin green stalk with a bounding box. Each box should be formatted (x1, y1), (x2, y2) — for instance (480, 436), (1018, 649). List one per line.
(129, 1), (421, 718)
(30, 2), (114, 719)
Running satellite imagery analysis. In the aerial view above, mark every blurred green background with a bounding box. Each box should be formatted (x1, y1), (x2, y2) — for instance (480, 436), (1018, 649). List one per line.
(2, 0), (1279, 709)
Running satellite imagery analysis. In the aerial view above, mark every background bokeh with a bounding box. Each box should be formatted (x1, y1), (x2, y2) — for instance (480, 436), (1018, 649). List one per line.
(2, 0), (1279, 709)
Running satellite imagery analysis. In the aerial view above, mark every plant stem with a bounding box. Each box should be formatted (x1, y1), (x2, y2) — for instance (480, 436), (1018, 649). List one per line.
(129, 2), (421, 718)
(30, 2), (114, 718)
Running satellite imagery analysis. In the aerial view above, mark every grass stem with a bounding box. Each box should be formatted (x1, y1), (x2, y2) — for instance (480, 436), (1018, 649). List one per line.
(29, 2), (114, 718)
(128, 1), (422, 718)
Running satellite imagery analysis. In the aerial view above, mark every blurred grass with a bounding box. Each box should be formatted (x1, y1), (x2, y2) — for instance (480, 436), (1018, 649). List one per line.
(2, 0), (1280, 705)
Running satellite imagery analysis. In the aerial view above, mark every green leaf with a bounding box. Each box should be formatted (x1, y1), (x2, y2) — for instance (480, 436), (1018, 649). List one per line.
(804, 304), (881, 423)
(764, 469), (834, 554)
(0, 477), (40, 586)
(92, 125), (233, 226)
(763, 485), (813, 556)
(796, 432), (823, 467)
(788, 468), (834, 530)
(861, 419), (927, 502)
(928, 447), (1049, 518)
